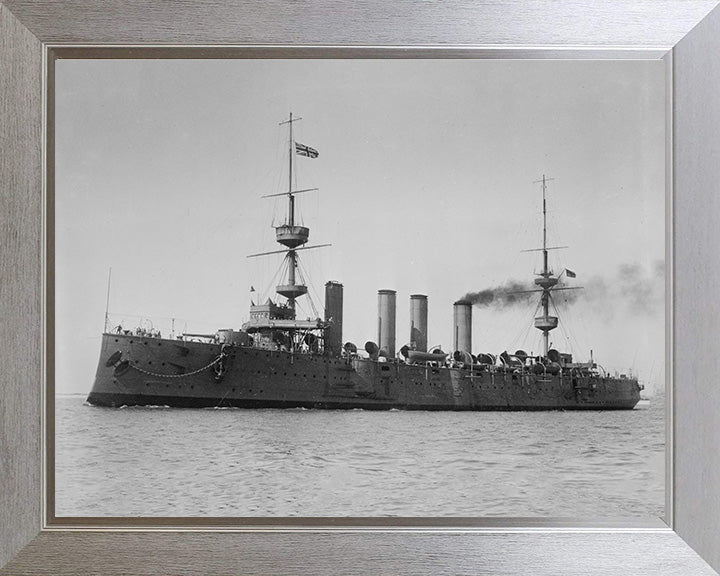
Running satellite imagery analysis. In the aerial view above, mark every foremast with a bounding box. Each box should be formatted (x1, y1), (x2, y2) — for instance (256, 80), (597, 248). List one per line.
(274, 112), (309, 314)
(244, 113), (330, 347)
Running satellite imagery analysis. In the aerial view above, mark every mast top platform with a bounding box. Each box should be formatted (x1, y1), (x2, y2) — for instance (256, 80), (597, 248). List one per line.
(276, 225), (310, 248)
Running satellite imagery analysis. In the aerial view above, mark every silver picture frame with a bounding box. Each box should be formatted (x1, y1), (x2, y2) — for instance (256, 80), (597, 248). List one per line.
(2, 1), (720, 574)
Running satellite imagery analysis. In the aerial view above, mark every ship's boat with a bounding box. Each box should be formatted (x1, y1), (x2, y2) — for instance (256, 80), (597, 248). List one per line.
(86, 116), (642, 410)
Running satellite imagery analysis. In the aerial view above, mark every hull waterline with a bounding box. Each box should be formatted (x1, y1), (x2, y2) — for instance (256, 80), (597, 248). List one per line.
(87, 333), (641, 411)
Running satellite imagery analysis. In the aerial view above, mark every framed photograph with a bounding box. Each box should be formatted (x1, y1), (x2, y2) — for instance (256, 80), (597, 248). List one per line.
(2, 2), (720, 575)
(51, 54), (667, 523)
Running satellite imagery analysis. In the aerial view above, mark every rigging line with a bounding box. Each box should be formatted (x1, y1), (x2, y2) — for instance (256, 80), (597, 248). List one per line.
(556, 273), (588, 344)
(240, 127), (285, 242)
(554, 297), (574, 349)
(526, 301), (543, 351)
(259, 261), (275, 302)
(508, 296), (540, 350)
(520, 300), (543, 351)
(292, 130), (301, 195)
(295, 264), (315, 317)
(271, 132), (287, 198)
(550, 296), (573, 354)
(296, 191), (305, 227)
(251, 148), (284, 203)
(511, 299), (541, 352)
(261, 256), (287, 302)
(295, 291), (318, 323)
(576, 303), (592, 357)
(294, 259), (308, 293)
(554, 291), (585, 357)
(553, 297), (574, 354)
(306, 278), (322, 320)
(507, 307), (529, 351)
(296, 259), (320, 319)
(274, 121), (283, 164)
(559, 284), (588, 355)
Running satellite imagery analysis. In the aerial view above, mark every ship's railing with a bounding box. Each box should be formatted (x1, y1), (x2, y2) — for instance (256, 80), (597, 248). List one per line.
(104, 312), (227, 342)
(107, 321), (166, 339)
(383, 349), (611, 379)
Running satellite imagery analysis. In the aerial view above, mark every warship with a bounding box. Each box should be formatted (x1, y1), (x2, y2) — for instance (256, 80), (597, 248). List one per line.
(87, 115), (642, 410)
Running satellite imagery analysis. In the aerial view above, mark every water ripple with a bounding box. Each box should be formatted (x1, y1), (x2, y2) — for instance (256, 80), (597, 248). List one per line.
(55, 395), (665, 518)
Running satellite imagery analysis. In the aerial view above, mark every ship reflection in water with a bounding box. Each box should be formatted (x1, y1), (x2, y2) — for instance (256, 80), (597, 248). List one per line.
(86, 116), (642, 411)
(56, 394), (664, 517)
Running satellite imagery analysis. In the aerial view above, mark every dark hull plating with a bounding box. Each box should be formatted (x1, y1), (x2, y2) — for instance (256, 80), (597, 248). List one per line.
(87, 333), (641, 410)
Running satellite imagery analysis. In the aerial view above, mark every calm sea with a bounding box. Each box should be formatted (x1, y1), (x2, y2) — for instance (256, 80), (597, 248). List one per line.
(55, 394), (664, 518)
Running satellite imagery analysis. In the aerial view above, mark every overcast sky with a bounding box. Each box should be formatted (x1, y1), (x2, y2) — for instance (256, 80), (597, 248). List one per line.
(55, 58), (665, 395)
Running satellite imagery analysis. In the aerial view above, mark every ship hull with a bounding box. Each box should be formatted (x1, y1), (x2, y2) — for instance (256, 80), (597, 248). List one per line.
(87, 333), (641, 410)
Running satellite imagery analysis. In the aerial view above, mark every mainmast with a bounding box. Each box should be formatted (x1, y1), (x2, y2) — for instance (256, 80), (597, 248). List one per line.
(519, 176), (582, 358)
(533, 175), (559, 357)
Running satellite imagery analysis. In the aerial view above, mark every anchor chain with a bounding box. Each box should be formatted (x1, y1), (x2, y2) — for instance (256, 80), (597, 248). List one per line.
(129, 355), (223, 379)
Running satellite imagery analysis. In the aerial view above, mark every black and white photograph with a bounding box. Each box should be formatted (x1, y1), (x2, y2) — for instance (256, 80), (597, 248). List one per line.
(54, 58), (665, 518)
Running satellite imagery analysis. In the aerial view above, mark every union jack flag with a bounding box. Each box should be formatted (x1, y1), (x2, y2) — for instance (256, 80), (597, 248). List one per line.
(295, 142), (319, 158)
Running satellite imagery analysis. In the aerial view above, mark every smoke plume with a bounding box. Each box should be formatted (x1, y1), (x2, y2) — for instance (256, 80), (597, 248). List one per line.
(462, 281), (534, 309)
(462, 260), (665, 317)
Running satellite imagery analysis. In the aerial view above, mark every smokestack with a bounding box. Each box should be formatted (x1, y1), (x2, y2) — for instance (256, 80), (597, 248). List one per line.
(324, 281), (343, 357)
(410, 294), (428, 352)
(453, 300), (472, 354)
(378, 289), (397, 358)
